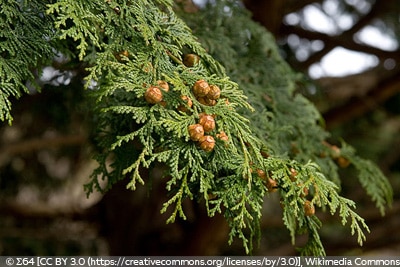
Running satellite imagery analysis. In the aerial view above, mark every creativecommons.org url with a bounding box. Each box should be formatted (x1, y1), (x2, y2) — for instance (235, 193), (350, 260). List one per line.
(3, 257), (300, 267)
(4, 256), (400, 267)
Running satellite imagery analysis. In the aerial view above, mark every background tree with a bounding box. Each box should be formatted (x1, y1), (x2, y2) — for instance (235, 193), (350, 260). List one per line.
(0, 0), (398, 256)
(245, 0), (400, 254)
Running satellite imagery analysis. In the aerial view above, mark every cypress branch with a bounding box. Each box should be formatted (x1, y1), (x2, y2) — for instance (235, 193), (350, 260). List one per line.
(0, 0), (393, 255)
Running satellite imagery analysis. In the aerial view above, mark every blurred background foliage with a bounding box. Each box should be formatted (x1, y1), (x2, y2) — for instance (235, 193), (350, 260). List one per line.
(1, 0), (400, 255)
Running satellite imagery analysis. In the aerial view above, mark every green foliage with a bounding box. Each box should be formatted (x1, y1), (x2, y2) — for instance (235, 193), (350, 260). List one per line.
(180, 0), (392, 254)
(1, 0), (393, 255)
(340, 142), (393, 215)
(0, 0), (54, 124)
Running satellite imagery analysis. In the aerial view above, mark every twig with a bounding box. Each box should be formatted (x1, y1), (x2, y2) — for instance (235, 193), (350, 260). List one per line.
(323, 70), (400, 129)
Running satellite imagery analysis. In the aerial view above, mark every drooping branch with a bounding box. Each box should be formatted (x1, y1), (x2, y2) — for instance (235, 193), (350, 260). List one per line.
(278, 0), (396, 70)
(323, 68), (400, 129)
(0, 134), (86, 166)
(280, 24), (400, 70)
(283, 0), (323, 15)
